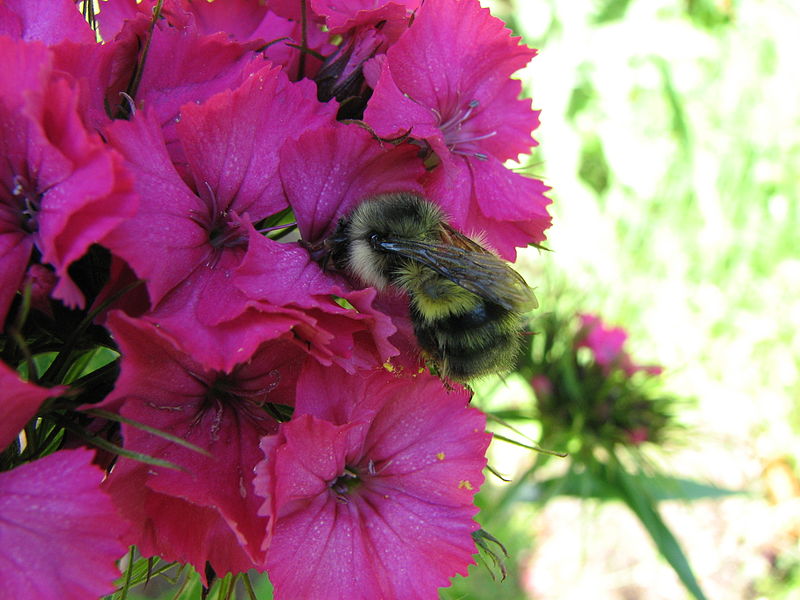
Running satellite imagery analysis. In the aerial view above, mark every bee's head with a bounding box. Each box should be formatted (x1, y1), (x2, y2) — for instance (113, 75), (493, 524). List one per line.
(324, 192), (446, 290)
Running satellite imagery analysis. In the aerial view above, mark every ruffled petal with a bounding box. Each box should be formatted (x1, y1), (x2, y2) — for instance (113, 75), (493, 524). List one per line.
(0, 449), (128, 600)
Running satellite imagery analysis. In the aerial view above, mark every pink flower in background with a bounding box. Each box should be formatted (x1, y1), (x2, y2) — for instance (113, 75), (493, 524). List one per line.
(96, 312), (305, 576)
(255, 363), (491, 599)
(577, 313), (663, 376)
(363, 0), (551, 258)
(531, 373), (553, 399)
(0, 360), (65, 451)
(0, 449), (128, 600)
(0, 36), (136, 318)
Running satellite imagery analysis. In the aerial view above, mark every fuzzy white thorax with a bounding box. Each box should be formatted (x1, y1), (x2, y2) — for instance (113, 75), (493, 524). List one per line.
(346, 237), (392, 289)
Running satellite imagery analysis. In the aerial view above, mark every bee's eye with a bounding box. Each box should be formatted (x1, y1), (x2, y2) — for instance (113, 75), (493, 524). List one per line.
(369, 233), (385, 252)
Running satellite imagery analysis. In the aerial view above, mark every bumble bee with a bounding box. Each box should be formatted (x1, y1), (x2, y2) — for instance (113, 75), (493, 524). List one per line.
(324, 192), (538, 380)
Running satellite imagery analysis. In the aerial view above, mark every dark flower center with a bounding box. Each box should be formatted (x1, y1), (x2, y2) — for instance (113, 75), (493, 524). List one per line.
(186, 368), (282, 440)
(188, 185), (249, 265)
(435, 99), (496, 160)
(331, 466), (362, 501)
(3, 173), (42, 234)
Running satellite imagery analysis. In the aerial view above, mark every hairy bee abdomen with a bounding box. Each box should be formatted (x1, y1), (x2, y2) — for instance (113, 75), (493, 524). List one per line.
(411, 301), (524, 380)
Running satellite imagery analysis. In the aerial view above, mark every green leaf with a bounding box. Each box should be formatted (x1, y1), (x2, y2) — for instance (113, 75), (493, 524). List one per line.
(538, 469), (740, 501)
(610, 461), (710, 600)
(537, 466), (621, 500)
(577, 134), (611, 196)
(86, 409), (212, 458)
(565, 72), (596, 121)
(592, 0), (633, 24)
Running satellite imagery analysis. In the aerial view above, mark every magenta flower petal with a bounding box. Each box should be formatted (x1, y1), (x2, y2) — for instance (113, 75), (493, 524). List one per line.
(102, 458), (259, 582)
(138, 240), (302, 372)
(177, 63), (335, 219)
(0, 228), (32, 323)
(35, 83), (137, 306)
(180, 0), (293, 46)
(233, 237), (400, 371)
(577, 313), (664, 376)
(312, 0), (420, 32)
(0, 0), (95, 45)
(280, 122), (425, 244)
(0, 37), (137, 309)
(0, 449), (128, 600)
(577, 313), (628, 368)
(423, 154), (552, 258)
(105, 63), (335, 313)
(128, 218), (396, 372)
(361, 0), (552, 251)
(255, 365), (490, 599)
(0, 361), (65, 451)
(236, 232), (411, 374)
(50, 39), (119, 132)
(96, 312), (305, 572)
(135, 21), (264, 123)
(364, 0), (537, 161)
(103, 112), (208, 307)
(99, 14), (265, 171)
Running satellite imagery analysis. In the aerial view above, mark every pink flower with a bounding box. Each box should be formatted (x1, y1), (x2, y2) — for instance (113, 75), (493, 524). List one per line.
(0, 360), (65, 452)
(0, 449), (128, 600)
(313, 2), (414, 116)
(530, 374), (553, 399)
(363, 0), (551, 258)
(0, 36), (136, 318)
(255, 362), (491, 599)
(100, 66), (399, 371)
(627, 426), (650, 446)
(96, 312), (305, 577)
(103, 64), (332, 307)
(577, 313), (663, 377)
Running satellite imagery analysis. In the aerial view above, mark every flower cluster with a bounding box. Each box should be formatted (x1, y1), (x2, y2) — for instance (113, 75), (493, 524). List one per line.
(0, 0), (548, 598)
(521, 312), (676, 451)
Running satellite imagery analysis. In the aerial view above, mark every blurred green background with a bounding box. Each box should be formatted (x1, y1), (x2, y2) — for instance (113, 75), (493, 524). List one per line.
(445, 0), (800, 598)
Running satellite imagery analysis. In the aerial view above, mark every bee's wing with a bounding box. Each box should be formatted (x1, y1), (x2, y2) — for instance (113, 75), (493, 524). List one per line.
(379, 227), (538, 311)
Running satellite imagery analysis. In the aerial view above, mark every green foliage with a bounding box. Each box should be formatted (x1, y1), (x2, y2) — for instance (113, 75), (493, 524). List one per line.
(106, 555), (274, 600)
(577, 134), (611, 196)
(469, 0), (799, 597)
(592, 0), (633, 24)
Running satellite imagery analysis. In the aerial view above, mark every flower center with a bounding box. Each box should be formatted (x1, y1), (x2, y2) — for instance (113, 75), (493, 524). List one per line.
(188, 185), (249, 265)
(206, 212), (247, 250)
(434, 99), (496, 160)
(6, 174), (42, 234)
(331, 466), (362, 501)
(186, 368), (282, 440)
